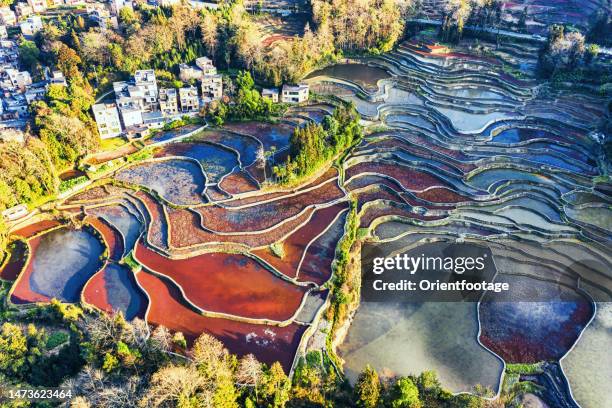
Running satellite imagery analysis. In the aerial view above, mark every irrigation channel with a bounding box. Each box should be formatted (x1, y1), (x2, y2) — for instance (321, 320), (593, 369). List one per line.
(1, 39), (610, 407)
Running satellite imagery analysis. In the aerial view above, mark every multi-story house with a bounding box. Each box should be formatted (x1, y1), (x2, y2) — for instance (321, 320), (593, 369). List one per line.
(0, 7), (17, 26)
(5, 68), (32, 90)
(119, 104), (143, 128)
(281, 83), (309, 103)
(24, 84), (46, 103)
(178, 63), (202, 82)
(201, 74), (222, 102)
(20, 15), (43, 37)
(134, 69), (158, 110)
(195, 57), (217, 75)
(92, 103), (122, 139)
(262, 88), (279, 103)
(178, 86), (199, 112)
(45, 68), (67, 86)
(142, 111), (164, 129)
(159, 88), (178, 116)
(87, 5), (110, 30)
(27, 0), (46, 13)
(4, 94), (29, 117)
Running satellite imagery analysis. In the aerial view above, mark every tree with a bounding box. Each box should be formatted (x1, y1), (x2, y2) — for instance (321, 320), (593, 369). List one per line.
(200, 11), (219, 57)
(354, 365), (380, 408)
(440, 0), (472, 42)
(140, 364), (212, 407)
(261, 362), (290, 408)
(391, 377), (421, 408)
(0, 323), (28, 375)
(236, 354), (262, 402)
(150, 326), (173, 353)
(56, 43), (82, 81)
(18, 39), (40, 73)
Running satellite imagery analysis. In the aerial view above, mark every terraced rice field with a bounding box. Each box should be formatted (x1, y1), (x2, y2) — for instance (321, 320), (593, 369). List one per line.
(305, 39), (611, 403)
(3, 37), (610, 398)
(3, 102), (344, 373)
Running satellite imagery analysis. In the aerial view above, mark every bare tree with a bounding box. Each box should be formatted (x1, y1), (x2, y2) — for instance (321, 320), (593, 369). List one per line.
(139, 365), (212, 408)
(150, 326), (172, 353)
(236, 354), (263, 402)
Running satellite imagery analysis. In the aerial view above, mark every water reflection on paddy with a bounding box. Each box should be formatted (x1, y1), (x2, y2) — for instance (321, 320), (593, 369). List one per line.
(306, 63), (390, 91)
(338, 301), (503, 393)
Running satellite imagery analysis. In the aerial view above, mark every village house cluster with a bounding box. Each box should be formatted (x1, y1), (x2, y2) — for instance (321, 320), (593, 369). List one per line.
(93, 56), (310, 139)
(0, 38), (66, 143)
(92, 57), (225, 139)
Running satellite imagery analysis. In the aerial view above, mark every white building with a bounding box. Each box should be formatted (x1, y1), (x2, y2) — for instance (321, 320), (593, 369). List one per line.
(26, 0), (46, 13)
(178, 63), (202, 82)
(25, 85), (46, 103)
(201, 74), (222, 101)
(5, 68), (32, 90)
(159, 87), (178, 116)
(3, 94), (28, 116)
(159, 0), (180, 6)
(178, 86), (199, 112)
(20, 15), (43, 37)
(195, 56), (217, 75)
(119, 105), (143, 128)
(134, 69), (158, 109)
(2, 204), (28, 222)
(142, 111), (164, 129)
(0, 25), (7, 40)
(0, 7), (16, 26)
(46, 68), (67, 86)
(92, 103), (122, 139)
(262, 88), (279, 103)
(281, 83), (309, 103)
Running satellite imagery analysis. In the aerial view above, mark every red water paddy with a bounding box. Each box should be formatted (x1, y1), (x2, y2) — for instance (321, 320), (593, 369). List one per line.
(11, 220), (61, 239)
(167, 206), (316, 249)
(479, 301), (593, 363)
(346, 162), (452, 192)
(219, 171), (259, 195)
(223, 168), (338, 208)
(137, 270), (307, 372)
(86, 217), (124, 261)
(135, 242), (306, 321)
(253, 203), (348, 279)
(65, 185), (110, 204)
(9, 236), (51, 304)
(416, 187), (471, 204)
(133, 191), (168, 249)
(0, 240), (27, 281)
(194, 178), (344, 233)
(355, 188), (405, 212)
